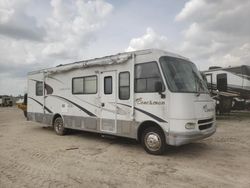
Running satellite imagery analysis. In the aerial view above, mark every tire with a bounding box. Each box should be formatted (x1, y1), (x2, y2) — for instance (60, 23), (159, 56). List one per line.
(53, 116), (67, 135)
(23, 110), (27, 118)
(141, 126), (166, 155)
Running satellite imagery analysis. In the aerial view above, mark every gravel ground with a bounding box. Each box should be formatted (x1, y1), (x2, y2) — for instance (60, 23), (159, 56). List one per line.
(0, 107), (250, 188)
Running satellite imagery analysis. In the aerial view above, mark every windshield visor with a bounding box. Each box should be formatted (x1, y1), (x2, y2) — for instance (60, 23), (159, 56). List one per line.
(159, 56), (209, 93)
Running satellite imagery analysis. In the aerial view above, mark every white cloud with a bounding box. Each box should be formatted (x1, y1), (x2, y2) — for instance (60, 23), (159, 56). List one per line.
(43, 0), (113, 58)
(0, 0), (113, 95)
(0, 72), (27, 95)
(0, 1), (14, 23)
(0, 0), (113, 63)
(0, 0), (46, 41)
(209, 43), (250, 68)
(0, 36), (38, 65)
(175, 0), (206, 22)
(126, 28), (168, 52)
(176, 0), (250, 69)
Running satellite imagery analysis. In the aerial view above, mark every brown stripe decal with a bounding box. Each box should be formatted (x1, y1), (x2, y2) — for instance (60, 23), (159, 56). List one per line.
(28, 97), (53, 113)
(118, 103), (167, 123)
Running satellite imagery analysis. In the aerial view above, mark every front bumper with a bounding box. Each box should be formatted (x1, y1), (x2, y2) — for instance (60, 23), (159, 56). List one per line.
(166, 125), (216, 146)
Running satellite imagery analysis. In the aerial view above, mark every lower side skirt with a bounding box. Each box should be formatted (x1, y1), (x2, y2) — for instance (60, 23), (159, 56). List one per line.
(27, 112), (139, 139)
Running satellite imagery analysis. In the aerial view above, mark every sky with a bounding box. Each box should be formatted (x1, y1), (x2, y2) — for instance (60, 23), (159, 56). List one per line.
(0, 0), (250, 95)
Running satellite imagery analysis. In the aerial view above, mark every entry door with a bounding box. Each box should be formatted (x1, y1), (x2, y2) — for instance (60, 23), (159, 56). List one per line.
(217, 73), (227, 92)
(100, 71), (117, 133)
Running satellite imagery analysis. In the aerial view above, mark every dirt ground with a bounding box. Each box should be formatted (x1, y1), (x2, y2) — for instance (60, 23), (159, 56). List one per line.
(0, 107), (250, 188)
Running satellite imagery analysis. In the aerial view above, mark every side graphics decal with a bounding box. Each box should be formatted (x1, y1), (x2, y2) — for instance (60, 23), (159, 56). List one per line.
(30, 79), (53, 94)
(118, 103), (167, 123)
(45, 84), (53, 94)
(50, 95), (97, 117)
(28, 97), (53, 113)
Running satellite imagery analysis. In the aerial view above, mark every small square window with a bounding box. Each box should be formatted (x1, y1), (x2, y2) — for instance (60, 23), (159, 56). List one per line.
(84, 76), (97, 94)
(104, 76), (112, 94)
(36, 81), (43, 96)
(72, 78), (84, 94)
(119, 72), (130, 100)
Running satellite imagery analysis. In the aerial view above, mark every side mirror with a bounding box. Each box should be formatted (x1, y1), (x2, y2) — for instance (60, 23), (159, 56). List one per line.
(155, 81), (163, 92)
(155, 81), (165, 98)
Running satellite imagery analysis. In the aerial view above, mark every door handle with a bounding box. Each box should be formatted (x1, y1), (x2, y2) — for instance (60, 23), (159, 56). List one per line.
(101, 103), (105, 107)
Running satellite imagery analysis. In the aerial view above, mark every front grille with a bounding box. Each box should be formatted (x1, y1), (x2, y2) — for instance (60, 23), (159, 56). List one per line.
(198, 118), (213, 124)
(199, 123), (212, 130)
(198, 117), (214, 131)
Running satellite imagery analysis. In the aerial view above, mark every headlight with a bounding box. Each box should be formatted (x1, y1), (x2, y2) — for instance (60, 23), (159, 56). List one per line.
(185, 122), (196, 129)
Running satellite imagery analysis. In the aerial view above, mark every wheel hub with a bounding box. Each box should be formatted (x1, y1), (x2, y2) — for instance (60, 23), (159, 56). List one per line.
(55, 119), (63, 132)
(145, 132), (161, 151)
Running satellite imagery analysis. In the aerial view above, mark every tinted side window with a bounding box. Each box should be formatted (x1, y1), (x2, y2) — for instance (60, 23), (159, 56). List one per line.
(135, 62), (164, 93)
(119, 72), (130, 100)
(72, 76), (97, 94)
(104, 76), (112, 94)
(72, 77), (84, 94)
(36, 81), (43, 96)
(84, 76), (97, 94)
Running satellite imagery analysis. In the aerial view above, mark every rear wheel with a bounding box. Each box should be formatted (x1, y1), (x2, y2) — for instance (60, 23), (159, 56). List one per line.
(23, 110), (27, 118)
(53, 116), (67, 135)
(141, 127), (166, 155)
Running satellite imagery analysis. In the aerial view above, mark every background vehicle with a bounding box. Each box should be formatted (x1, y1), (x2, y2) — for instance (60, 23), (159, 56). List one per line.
(203, 65), (250, 113)
(0, 95), (13, 107)
(27, 49), (216, 155)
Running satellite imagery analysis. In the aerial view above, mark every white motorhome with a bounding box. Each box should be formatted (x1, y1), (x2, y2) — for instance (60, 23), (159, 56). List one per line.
(27, 49), (216, 155)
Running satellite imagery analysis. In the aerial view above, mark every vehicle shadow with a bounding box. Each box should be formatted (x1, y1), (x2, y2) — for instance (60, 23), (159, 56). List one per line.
(71, 129), (139, 145)
(40, 126), (139, 145)
(39, 126), (211, 157)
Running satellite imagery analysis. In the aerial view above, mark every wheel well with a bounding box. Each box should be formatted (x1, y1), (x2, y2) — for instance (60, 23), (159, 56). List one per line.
(137, 121), (164, 142)
(52, 114), (62, 126)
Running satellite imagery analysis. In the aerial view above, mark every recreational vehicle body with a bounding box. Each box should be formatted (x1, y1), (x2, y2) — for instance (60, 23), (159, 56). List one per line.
(203, 65), (250, 112)
(27, 49), (216, 155)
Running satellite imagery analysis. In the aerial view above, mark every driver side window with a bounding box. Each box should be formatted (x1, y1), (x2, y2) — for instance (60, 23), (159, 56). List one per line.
(135, 62), (164, 93)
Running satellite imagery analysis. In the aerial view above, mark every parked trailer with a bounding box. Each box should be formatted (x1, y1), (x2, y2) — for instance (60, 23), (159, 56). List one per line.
(203, 65), (250, 113)
(0, 95), (13, 107)
(27, 49), (216, 155)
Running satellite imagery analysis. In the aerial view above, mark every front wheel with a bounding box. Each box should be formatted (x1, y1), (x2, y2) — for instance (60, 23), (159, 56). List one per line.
(53, 117), (67, 135)
(141, 127), (166, 155)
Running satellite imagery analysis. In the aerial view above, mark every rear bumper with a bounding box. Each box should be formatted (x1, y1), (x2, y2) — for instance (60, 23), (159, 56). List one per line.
(166, 126), (216, 146)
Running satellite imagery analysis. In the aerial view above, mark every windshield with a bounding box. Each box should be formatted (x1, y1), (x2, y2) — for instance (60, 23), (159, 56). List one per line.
(159, 56), (209, 93)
